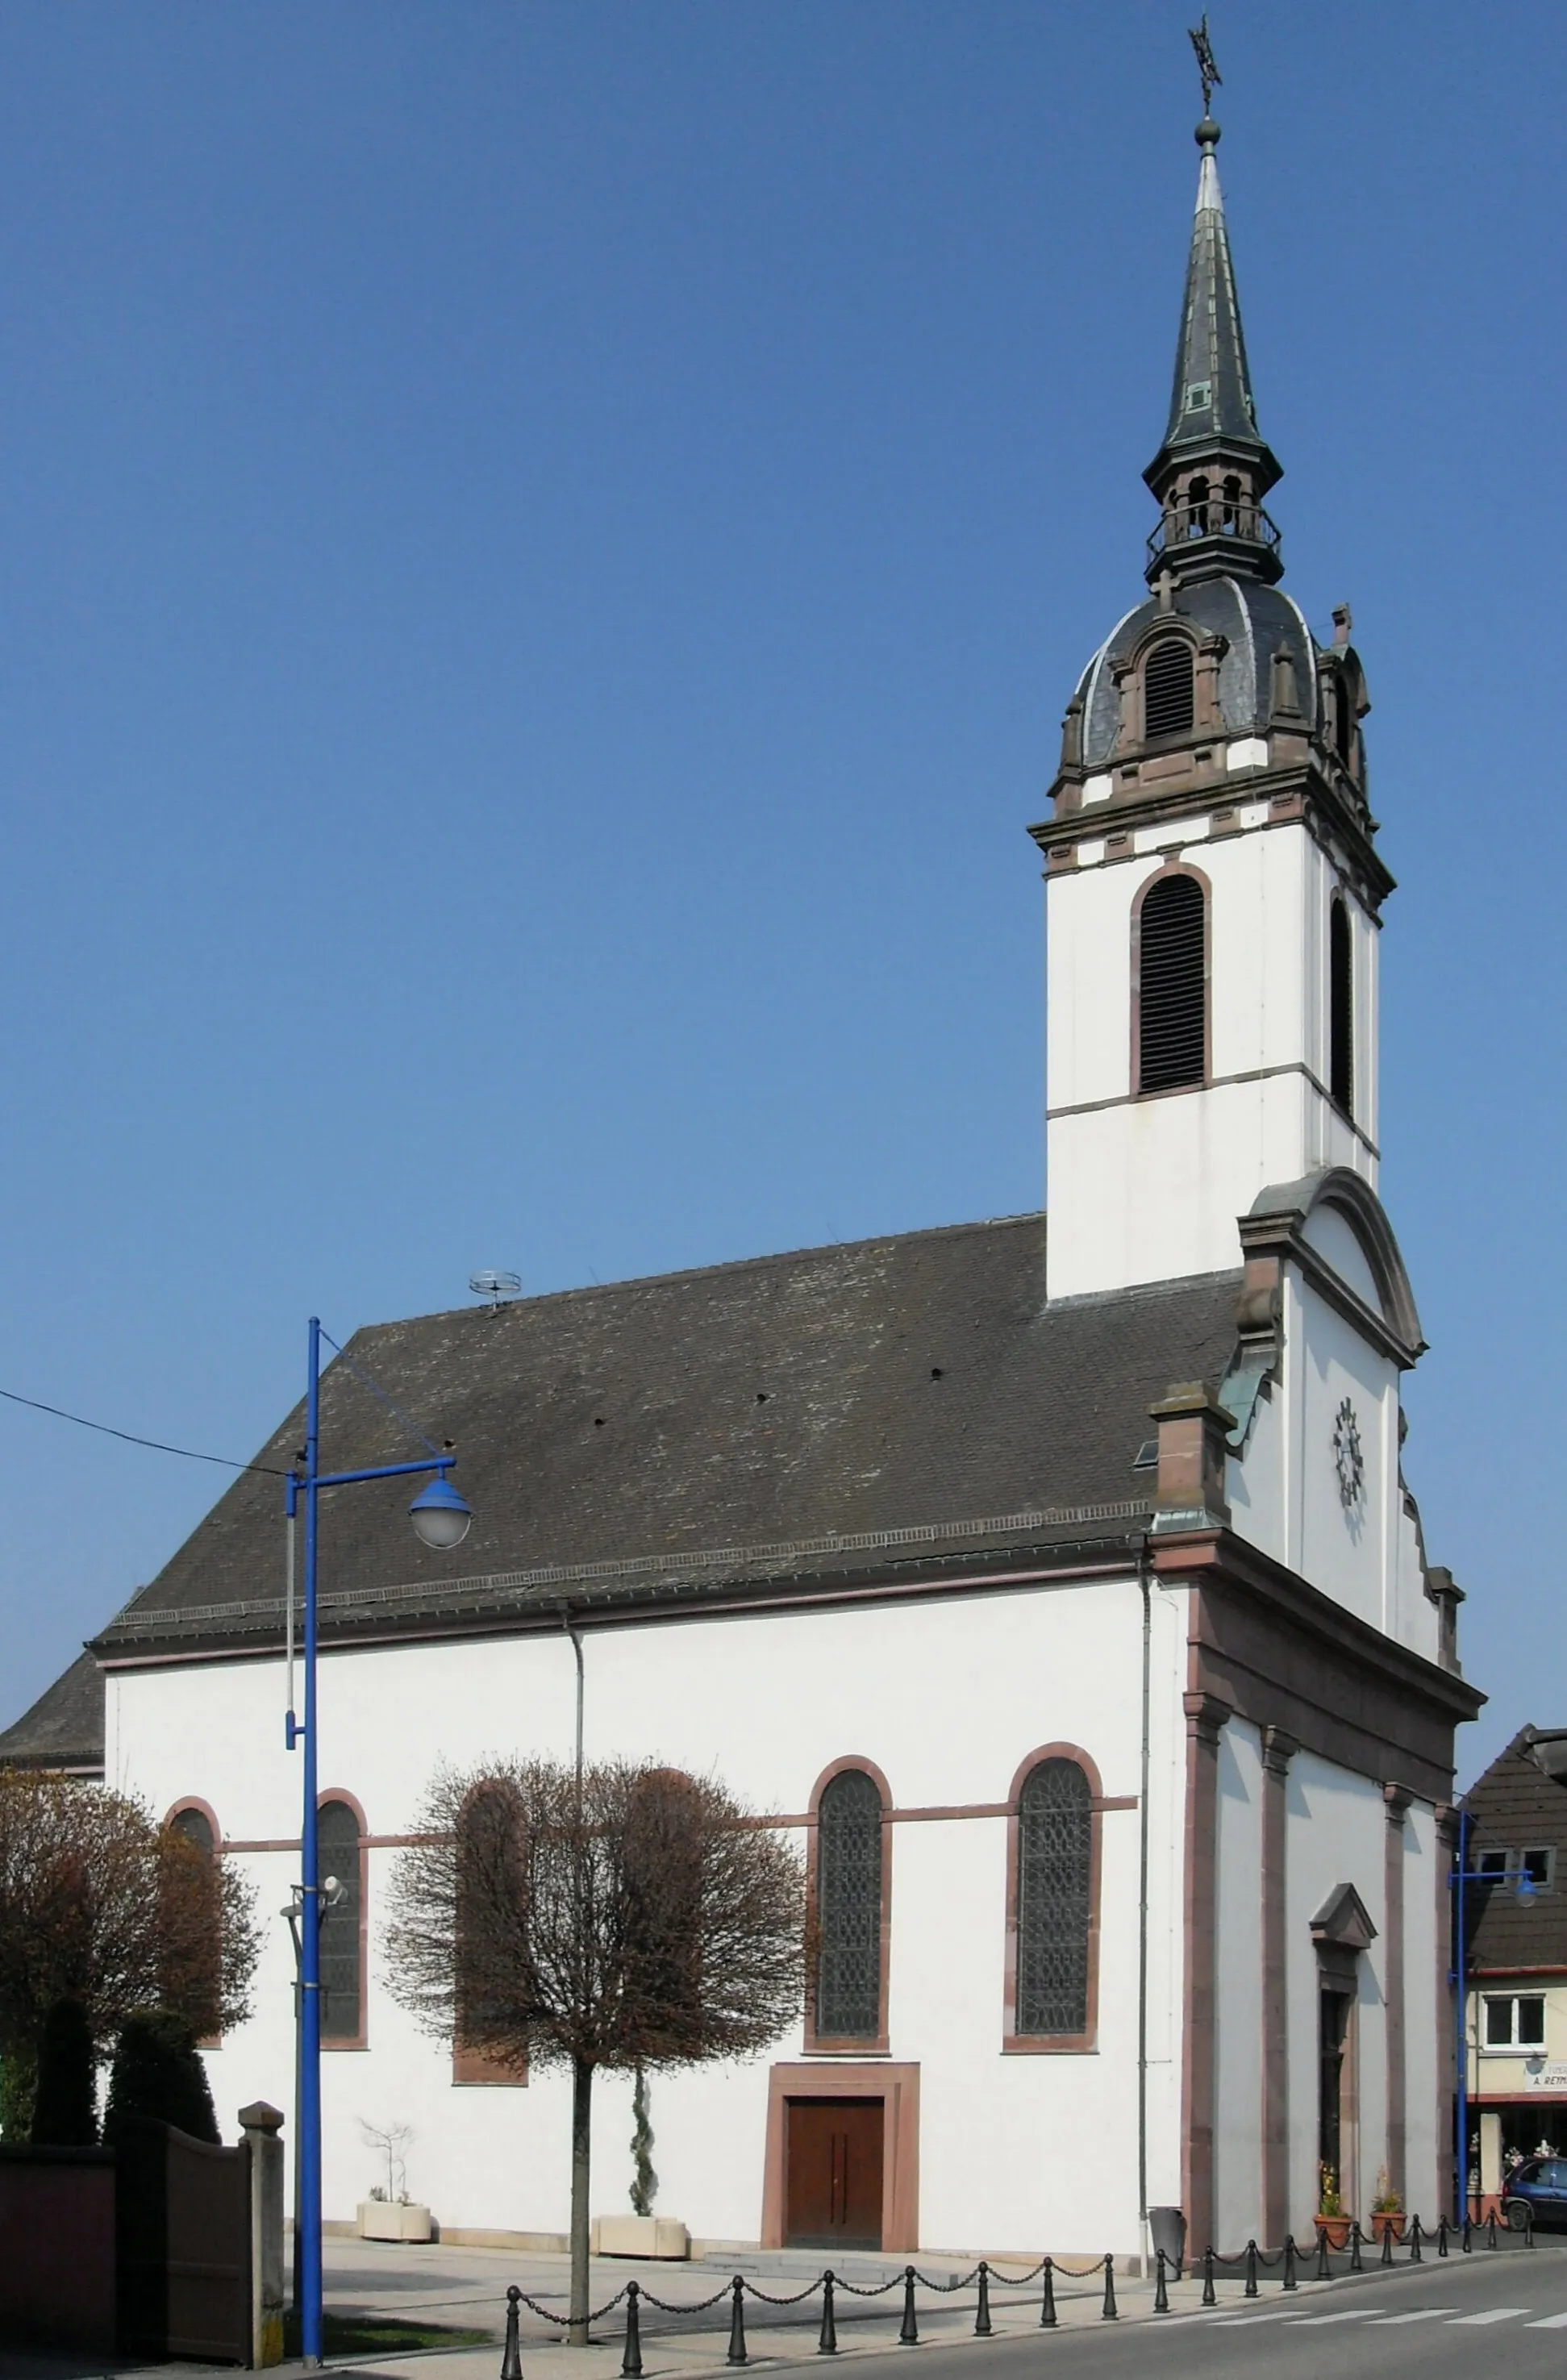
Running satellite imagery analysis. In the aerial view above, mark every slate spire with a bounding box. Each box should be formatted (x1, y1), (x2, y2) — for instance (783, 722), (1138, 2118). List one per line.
(1143, 116), (1283, 589)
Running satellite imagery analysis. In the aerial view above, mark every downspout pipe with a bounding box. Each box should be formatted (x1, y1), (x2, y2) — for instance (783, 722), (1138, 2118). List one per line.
(562, 1604), (585, 1794)
(1137, 1536), (1153, 2275)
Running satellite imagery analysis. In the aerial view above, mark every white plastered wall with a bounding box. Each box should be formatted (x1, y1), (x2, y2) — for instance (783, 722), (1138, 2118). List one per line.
(1044, 819), (1378, 1301)
(106, 1573), (1191, 2258)
(1400, 1802), (1442, 2217)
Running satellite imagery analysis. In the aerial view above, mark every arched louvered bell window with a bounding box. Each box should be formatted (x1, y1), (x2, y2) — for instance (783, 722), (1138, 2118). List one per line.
(318, 1799), (363, 2043)
(1137, 872), (1207, 1094)
(815, 1769), (884, 2040)
(1143, 637), (1195, 740)
(1329, 898), (1353, 1117)
(1015, 1759), (1092, 2036)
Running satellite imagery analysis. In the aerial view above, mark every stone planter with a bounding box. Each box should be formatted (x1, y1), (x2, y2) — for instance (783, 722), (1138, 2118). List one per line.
(357, 2200), (434, 2243)
(590, 2215), (690, 2260)
(1313, 2215), (1351, 2251)
(1369, 2211), (1405, 2243)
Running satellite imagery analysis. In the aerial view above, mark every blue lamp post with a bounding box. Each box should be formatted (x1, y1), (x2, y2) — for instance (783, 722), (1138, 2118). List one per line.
(1450, 1810), (1537, 2225)
(286, 1316), (471, 2366)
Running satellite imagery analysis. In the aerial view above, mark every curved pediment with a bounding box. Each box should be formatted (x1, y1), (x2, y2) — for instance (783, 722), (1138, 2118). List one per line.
(1242, 1168), (1424, 1365)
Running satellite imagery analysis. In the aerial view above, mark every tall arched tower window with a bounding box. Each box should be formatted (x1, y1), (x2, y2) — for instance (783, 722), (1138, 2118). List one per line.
(1329, 898), (1354, 1117)
(811, 1765), (887, 2047)
(1013, 1757), (1094, 2040)
(454, 1780), (527, 2085)
(1142, 637), (1195, 739)
(318, 1796), (365, 2045)
(1135, 869), (1207, 1093)
(167, 1801), (222, 2046)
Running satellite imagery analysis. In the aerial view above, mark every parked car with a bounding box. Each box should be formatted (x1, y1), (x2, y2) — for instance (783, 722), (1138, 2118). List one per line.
(1502, 2157), (1567, 2230)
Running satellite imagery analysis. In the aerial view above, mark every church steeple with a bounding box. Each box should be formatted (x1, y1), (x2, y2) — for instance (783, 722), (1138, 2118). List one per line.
(1142, 117), (1283, 589)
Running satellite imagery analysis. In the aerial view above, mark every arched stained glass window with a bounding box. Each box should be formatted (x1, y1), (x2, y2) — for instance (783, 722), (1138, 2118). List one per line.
(172, 1806), (214, 1861)
(815, 1769), (884, 2041)
(1015, 1760), (1092, 2037)
(319, 1799), (363, 2044)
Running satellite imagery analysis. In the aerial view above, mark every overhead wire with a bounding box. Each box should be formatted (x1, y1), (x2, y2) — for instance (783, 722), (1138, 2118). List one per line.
(0, 1382), (288, 1475)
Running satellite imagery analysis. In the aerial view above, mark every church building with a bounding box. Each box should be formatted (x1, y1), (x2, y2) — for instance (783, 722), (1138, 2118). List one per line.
(3, 99), (1481, 2261)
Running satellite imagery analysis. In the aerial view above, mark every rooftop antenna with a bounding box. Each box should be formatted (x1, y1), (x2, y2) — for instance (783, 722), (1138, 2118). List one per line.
(469, 1269), (523, 1311)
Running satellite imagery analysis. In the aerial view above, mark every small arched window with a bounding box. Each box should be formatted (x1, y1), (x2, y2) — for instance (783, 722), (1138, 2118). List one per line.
(1136, 870), (1207, 1094)
(1015, 1760), (1094, 2038)
(1142, 638), (1195, 741)
(171, 1805), (214, 1862)
(318, 1798), (364, 2044)
(1220, 474), (1242, 531)
(1329, 898), (1354, 1117)
(814, 1767), (886, 2045)
(1186, 476), (1211, 536)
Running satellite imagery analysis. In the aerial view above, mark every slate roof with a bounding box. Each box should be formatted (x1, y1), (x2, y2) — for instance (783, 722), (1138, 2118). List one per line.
(1074, 574), (1318, 772)
(59, 1215), (1245, 1677)
(1152, 126), (1273, 474)
(1463, 1730), (1567, 1974)
(0, 1652), (105, 1774)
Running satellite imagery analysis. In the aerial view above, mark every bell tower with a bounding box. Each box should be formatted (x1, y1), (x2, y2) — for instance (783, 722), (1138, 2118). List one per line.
(1032, 99), (1390, 1303)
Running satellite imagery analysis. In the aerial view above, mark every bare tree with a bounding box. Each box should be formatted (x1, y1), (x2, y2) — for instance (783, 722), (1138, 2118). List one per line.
(0, 1769), (260, 2128)
(385, 1758), (806, 2345)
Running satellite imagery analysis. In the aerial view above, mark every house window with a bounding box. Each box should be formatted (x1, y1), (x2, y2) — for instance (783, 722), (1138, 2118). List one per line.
(814, 1768), (886, 2044)
(1523, 1847), (1557, 1891)
(1015, 1759), (1093, 2037)
(1329, 898), (1353, 1117)
(1483, 1994), (1546, 2051)
(1143, 637), (1195, 740)
(318, 1797), (364, 2044)
(1476, 1848), (1511, 1878)
(1136, 871), (1207, 1094)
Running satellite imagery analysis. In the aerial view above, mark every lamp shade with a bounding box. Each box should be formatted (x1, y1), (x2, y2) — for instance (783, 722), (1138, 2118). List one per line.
(409, 1474), (473, 1551)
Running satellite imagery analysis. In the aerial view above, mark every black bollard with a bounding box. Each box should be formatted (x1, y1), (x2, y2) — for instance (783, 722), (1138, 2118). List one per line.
(501, 2286), (523, 2380)
(1282, 2235), (1298, 2291)
(1462, 2215), (1472, 2253)
(819, 2272), (837, 2356)
(1101, 2256), (1117, 2321)
(727, 2277), (748, 2367)
(1314, 2228), (1329, 2281)
(622, 2283), (643, 2380)
(1379, 2220), (1394, 2267)
(974, 2263), (992, 2337)
(1348, 2223), (1363, 2274)
(1437, 2218), (1448, 2259)
(1527, 2207), (1536, 2250)
(1153, 2250), (1169, 2315)
(1244, 2240), (1258, 2299)
(1487, 2209), (1498, 2251)
(1040, 2261), (1057, 2329)
(1409, 2215), (1423, 2265)
(899, 2268), (919, 2346)
(1202, 2247), (1216, 2307)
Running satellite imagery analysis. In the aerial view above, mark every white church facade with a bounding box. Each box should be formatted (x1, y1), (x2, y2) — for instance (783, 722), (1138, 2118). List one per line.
(4, 105), (1480, 2263)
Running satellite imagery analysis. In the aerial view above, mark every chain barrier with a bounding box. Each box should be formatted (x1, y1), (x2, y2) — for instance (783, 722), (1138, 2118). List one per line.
(500, 2207), (1539, 2376)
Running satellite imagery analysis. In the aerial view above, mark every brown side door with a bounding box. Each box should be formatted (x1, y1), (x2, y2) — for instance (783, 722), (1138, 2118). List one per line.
(784, 2098), (884, 2249)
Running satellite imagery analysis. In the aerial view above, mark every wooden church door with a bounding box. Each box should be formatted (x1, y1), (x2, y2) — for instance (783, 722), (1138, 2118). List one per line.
(784, 2098), (885, 2248)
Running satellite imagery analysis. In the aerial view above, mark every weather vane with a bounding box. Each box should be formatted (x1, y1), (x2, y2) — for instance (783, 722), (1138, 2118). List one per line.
(1189, 15), (1221, 117)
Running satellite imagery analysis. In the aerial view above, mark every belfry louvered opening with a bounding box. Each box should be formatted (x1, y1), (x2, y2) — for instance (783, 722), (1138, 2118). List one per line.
(1142, 637), (1194, 740)
(1329, 898), (1353, 1116)
(1137, 872), (1207, 1094)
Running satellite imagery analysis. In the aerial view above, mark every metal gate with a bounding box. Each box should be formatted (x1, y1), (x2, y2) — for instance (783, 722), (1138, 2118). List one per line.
(116, 2119), (252, 2363)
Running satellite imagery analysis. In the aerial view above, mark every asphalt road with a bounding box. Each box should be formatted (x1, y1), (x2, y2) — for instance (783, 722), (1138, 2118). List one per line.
(812, 2244), (1567, 2380)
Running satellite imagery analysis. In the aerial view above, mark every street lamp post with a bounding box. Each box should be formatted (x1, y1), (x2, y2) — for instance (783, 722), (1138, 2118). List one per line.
(286, 1315), (471, 2367)
(1449, 1810), (1536, 2226)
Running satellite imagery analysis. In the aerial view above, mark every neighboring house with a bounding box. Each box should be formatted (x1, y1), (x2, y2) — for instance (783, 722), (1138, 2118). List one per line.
(0, 1651), (105, 1779)
(1461, 1729), (1567, 2203)
(2, 102), (1482, 2260)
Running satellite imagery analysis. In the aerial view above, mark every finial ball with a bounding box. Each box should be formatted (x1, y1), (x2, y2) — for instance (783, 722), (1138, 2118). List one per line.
(1195, 115), (1221, 147)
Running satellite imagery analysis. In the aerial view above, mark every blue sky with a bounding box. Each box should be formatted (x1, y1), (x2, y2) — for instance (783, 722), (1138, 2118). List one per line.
(0, 4), (1560, 1783)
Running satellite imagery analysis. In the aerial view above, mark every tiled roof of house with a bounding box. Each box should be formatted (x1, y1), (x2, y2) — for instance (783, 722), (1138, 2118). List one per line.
(1464, 1730), (1567, 1974)
(0, 1651), (105, 1775)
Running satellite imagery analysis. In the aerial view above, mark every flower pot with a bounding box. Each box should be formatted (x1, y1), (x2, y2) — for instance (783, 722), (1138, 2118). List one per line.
(1314, 2216), (1351, 2251)
(591, 2214), (690, 2260)
(358, 2200), (433, 2243)
(1369, 2211), (1404, 2243)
